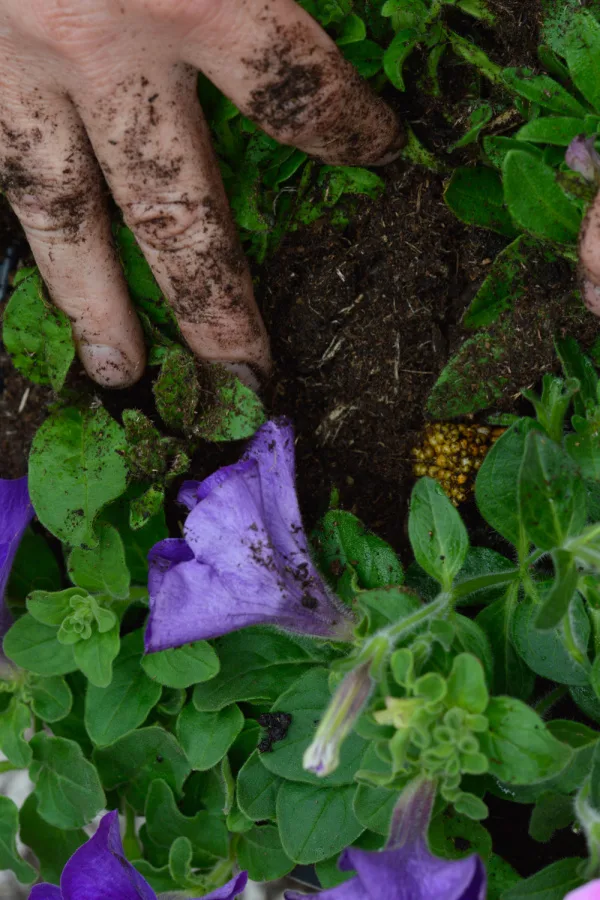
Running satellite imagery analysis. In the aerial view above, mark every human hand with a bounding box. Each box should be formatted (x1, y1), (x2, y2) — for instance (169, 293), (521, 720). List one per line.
(0, 0), (403, 389)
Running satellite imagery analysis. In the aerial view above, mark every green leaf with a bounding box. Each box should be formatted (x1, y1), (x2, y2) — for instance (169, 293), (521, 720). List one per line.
(27, 586), (86, 627)
(535, 550), (580, 630)
(555, 336), (599, 416)
(0, 796), (37, 884)
(565, 11), (600, 112)
(192, 627), (318, 711)
(502, 858), (583, 899)
(502, 67), (588, 116)
(0, 698), (31, 767)
(176, 704), (244, 771)
(483, 136), (542, 169)
(383, 28), (420, 91)
(154, 346), (200, 434)
(446, 653), (489, 713)
(486, 854), (522, 899)
(85, 631), (162, 746)
(30, 732), (105, 828)
(313, 509), (403, 590)
(3, 268), (75, 390)
(93, 726), (191, 812)
(444, 166), (518, 237)
(352, 784), (396, 835)
(512, 594), (591, 685)
(529, 791), (574, 842)
(343, 39), (384, 78)
(116, 225), (175, 326)
(132, 861), (178, 895)
(168, 835), (204, 888)
(464, 235), (537, 329)
(515, 117), (591, 146)
(476, 592), (535, 699)
(102, 487), (168, 584)
(336, 13), (366, 45)
(502, 151), (581, 244)
(130, 485), (165, 530)
(476, 418), (540, 545)
(426, 330), (507, 418)
(68, 523), (130, 599)
(259, 667), (368, 786)
(408, 478), (469, 590)
(356, 587), (421, 635)
(546, 720), (600, 794)
(7, 528), (62, 602)
(74, 623), (120, 688)
(196, 370), (266, 441)
(449, 103), (493, 151)
(145, 779), (228, 864)
(142, 641), (220, 689)
(479, 697), (573, 785)
(19, 793), (85, 885)
(277, 780), (363, 864)
(3, 615), (76, 676)
(237, 825), (294, 882)
(237, 751), (283, 821)
(30, 675), (73, 722)
(519, 431), (587, 551)
(29, 406), (128, 547)
(429, 809), (492, 860)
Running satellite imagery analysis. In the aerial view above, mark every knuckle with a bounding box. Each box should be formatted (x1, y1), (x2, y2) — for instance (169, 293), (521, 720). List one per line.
(131, 0), (212, 23)
(124, 196), (214, 253)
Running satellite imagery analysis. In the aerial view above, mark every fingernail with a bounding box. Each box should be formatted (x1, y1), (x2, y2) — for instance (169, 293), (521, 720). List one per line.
(216, 361), (263, 393)
(79, 344), (140, 388)
(372, 123), (407, 167)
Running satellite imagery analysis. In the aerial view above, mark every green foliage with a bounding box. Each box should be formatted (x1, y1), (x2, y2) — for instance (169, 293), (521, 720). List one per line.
(29, 406), (128, 548)
(2, 269), (75, 390)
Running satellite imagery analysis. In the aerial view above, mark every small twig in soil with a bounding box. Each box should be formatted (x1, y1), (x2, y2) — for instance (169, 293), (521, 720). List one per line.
(17, 387), (30, 415)
(318, 335), (345, 367)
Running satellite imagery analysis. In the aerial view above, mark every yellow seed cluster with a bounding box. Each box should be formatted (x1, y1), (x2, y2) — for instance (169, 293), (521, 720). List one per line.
(411, 423), (505, 506)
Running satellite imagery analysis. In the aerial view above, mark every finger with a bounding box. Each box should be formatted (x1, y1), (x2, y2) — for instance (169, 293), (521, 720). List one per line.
(579, 196), (600, 315)
(0, 87), (145, 387)
(178, 0), (404, 165)
(71, 64), (270, 377)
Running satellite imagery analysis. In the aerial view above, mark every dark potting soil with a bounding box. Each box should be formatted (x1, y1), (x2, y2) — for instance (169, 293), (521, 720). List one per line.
(0, 0), (593, 876)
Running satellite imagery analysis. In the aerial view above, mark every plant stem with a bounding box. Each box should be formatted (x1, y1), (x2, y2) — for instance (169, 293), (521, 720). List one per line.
(387, 593), (452, 644)
(534, 685), (568, 718)
(452, 569), (518, 603)
(0, 761), (19, 773)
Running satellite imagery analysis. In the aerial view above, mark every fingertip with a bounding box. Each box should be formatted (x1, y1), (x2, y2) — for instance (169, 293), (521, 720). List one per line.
(79, 343), (146, 389)
(582, 279), (600, 317)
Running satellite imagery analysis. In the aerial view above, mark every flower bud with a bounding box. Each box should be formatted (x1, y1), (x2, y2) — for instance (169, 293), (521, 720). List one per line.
(303, 661), (373, 777)
(566, 135), (600, 184)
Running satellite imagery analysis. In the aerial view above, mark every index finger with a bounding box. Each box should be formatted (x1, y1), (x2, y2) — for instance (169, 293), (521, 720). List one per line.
(178, 0), (404, 165)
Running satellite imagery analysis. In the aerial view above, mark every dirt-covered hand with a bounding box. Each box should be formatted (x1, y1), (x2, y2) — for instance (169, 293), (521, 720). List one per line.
(0, 0), (403, 388)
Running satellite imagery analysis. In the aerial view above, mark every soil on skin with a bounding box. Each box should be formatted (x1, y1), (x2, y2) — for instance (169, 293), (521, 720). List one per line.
(0, 0), (592, 875)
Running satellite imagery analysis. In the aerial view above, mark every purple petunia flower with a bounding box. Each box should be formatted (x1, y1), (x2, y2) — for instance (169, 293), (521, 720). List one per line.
(145, 419), (355, 652)
(0, 476), (33, 640)
(566, 135), (600, 184)
(566, 883), (600, 899)
(285, 779), (486, 900)
(29, 810), (248, 900)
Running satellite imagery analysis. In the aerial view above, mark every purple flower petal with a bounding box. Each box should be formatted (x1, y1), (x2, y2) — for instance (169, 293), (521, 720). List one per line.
(30, 887), (62, 900)
(60, 811), (156, 900)
(0, 476), (34, 640)
(285, 780), (485, 900)
(566, 135), (600, 183)
(202, 871), (249, 900)
(28, 811), (248, 900)
(566, 881), (600, 899)
(146, 420), (354, 651)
